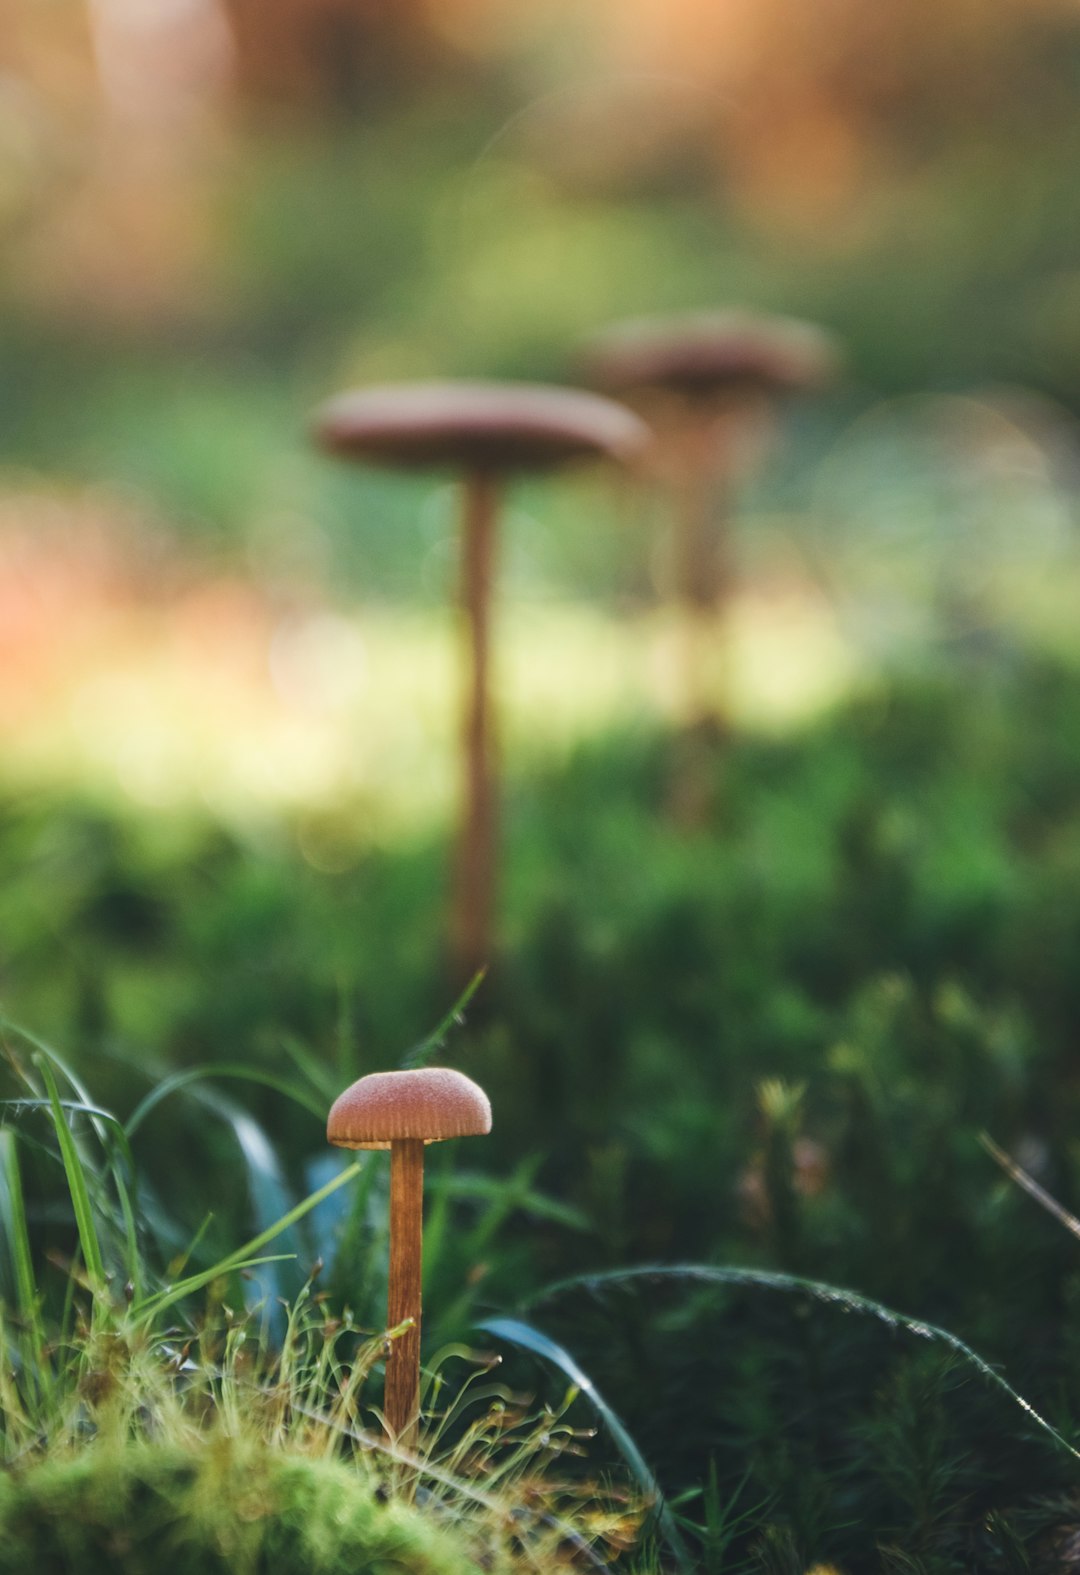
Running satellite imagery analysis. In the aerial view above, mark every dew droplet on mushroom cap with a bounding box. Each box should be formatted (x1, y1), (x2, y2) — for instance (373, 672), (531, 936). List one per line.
(327, 1067), (492, 1150)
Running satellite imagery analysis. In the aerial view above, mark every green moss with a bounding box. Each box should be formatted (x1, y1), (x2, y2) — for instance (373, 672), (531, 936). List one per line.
(0, 1437), (481, 1575)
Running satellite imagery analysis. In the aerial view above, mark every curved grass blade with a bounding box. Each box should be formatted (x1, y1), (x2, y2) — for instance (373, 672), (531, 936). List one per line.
(478, 1314), (693, 1573)
(3, 1025), (143, 1293)
(38, 1057), (105, 1294)
(135, 1159), (362, 1320)
(1, 1096), (142, 1296)
(226, 1103), (297, 1311)
(129, 1072), (312, 1307)
(125, 1064), (324, 1137)
(525, 1263), (1080, 1463)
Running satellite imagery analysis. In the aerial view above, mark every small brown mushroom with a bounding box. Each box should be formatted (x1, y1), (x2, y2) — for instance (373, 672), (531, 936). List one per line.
(583, 311), (840, 819)
(327, 1066), (492, 1444)
(313, 380), (649, 978)
(584, 311), (838, 611)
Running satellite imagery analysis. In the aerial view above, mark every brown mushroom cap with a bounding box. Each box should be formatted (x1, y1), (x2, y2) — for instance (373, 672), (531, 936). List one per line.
(313, 380), (649, 473)
(327, 1067), (492, 1150)
(582, 311), (840, 401)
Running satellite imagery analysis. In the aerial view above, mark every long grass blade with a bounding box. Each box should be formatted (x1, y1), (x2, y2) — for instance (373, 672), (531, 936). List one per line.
(125, 1064), (324, 1137)
(525, 1263), (1080, 1463)
(38, 1057), (106, 1294)
(135, 1160), (362, 1319)
(0, 1130), (39, 1328)
(128, 1072), (311, 1306)
(0, 1101), (140, 1249)
(3, 1031), (142, 1295)
(400, 973), (485, 1069)
(478, 1314), (693, 1573)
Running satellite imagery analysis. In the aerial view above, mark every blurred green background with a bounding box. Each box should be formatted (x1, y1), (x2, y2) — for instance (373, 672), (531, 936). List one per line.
(7, 3), (1080, 1569)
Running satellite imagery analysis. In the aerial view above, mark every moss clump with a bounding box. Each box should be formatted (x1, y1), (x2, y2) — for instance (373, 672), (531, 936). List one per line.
(0, 1435), (482, 1575)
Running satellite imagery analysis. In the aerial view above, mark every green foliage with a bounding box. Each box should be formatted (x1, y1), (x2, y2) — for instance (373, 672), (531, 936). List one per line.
(0, 1069), (647, 1575)
(6, 658), (1080, 1566)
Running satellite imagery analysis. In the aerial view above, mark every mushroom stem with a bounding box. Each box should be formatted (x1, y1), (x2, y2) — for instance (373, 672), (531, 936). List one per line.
(673, 426), (721, 616)
(386, 1137), (425, 1444)
(453, 469), (500, 979)
(672, 416), (734, 719)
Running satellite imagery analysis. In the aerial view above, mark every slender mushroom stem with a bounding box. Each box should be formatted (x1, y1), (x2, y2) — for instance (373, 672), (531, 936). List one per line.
(666, 421), (732, 826)
(386, 1137), (425, 1445)
(672, 415), (734, 725)
(452, 468), (500, 980)
(673, 425), (720, 617)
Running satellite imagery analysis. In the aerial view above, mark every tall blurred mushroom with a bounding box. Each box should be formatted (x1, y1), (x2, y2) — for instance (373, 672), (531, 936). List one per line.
(327, 1066), (491, 1445)
(313, 381), (649, 977)
(582, 312), (839, 814)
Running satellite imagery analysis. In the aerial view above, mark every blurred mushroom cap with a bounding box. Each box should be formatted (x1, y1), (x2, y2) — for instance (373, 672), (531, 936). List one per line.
(583, 311), (840, 401)
(327, 1067), (492, 1150)
(313, 380), (649, 473)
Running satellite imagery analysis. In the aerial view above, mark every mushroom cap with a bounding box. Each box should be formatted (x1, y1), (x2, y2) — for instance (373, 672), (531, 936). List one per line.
(582, 311), (840, 401)
(327, 1067), (492, 1150)
(313, 380), (649, 474)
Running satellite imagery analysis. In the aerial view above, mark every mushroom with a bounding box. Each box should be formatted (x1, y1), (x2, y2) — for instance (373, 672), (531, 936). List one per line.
(313, 380), (649, 977)
(583, 310), (839, 731)
(327, 1066), (492, 1443)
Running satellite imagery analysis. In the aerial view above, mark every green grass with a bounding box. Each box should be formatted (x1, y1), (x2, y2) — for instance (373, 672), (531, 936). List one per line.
(6, 652), (1080, 1566)
(0, 1047), (652, 1574)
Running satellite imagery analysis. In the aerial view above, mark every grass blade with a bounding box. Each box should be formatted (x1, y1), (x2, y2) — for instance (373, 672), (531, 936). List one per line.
(125, 1064), (324, 1137)
(478, 1314), (693, 1573)
(135, 1159), (362, 1320)
(38, 1057), (106, 1295)
(525, 1263), (1080, 1464)
(400, 973), (485, 1069)
(0, 1129), (39, 1327)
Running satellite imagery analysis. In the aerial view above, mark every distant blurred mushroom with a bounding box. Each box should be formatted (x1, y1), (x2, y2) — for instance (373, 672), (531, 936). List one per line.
(583, 312), (839, 808)
(313, 380), (648, 977)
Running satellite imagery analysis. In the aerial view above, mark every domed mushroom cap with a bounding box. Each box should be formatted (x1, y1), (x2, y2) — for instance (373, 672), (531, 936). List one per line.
(313, 380), (649, 473)
(327, 1067), (492, 1150)
(583, 311), (840, 400)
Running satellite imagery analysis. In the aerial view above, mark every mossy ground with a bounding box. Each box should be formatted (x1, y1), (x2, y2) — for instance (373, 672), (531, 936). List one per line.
(0, 1436), (482, 1575)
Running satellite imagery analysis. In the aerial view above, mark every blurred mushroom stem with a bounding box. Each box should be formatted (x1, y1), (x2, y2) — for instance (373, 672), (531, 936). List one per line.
(452, 470), (499, 980)
(386, 1136), (424, 1447)
(666, 418), (736, 825)
(671, 413), (735, 620)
